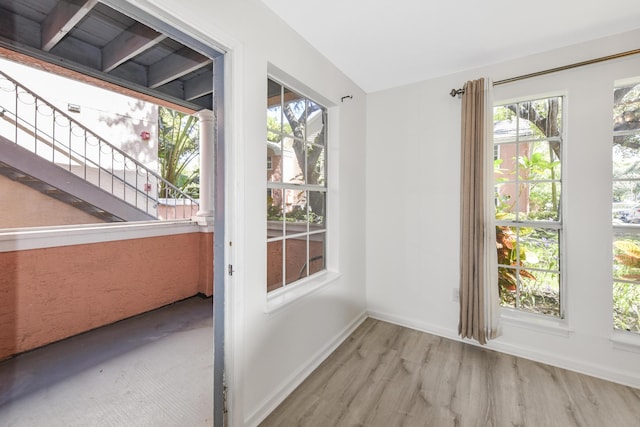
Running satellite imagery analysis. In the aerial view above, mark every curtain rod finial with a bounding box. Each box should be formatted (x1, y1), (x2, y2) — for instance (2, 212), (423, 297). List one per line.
(450, 88), (464, 98)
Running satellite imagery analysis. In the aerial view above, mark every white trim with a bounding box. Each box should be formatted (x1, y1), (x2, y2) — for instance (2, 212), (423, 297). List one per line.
(610, 330), (640, 353)
(499, 308), (573, 337)
(266, 65), (334, 110)
(368, 309), (640, 390)
(223, 46), (244, 427)
(0, 220), (202, 252)
(245, 311), (367, 427)
(265, 270), (342, 313)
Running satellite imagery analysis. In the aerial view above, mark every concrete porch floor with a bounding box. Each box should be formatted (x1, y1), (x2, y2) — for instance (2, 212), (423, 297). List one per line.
(0, 296), (213, 426)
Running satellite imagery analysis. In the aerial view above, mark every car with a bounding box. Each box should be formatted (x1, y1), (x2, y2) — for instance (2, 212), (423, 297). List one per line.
(623, 204), (640, 223)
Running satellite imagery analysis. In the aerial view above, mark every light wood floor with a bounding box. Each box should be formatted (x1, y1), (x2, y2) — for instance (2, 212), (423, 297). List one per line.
(260, 318), (640, 427)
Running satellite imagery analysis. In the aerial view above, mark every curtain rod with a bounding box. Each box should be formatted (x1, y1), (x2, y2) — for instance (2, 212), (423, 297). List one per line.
(449, 48), (640, 97)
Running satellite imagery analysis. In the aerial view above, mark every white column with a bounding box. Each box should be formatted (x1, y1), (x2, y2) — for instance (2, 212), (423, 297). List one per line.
(194, 109), (215, 222)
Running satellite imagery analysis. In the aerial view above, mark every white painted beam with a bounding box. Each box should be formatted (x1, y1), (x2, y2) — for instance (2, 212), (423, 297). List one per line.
(184, 71), (213, 101)
(148, 47), (211, 89)
(41, 0), (99, 52)
(184, 70), (213, 101)
(102, 22), (166, 73)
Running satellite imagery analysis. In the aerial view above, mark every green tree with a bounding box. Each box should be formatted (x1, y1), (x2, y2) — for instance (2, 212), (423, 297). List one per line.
(613, 84), (640, 201)
(158, 107), (200, 198)
(282, 100), (325, 216)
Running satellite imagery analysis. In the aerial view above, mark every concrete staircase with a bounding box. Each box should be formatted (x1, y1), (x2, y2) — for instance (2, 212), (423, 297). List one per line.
(0, 135), (156, 222)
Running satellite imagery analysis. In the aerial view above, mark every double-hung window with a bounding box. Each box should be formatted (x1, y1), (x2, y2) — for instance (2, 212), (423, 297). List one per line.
(266, 78), (327, 293)
(493, 96), (564, 317)
(612, 79), (640, 333)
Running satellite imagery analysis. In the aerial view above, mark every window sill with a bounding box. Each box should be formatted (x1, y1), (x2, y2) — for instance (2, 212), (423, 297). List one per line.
(500, 309), (574, 337)
(610, 330), (640, 353)
(265, 270), (341, 314)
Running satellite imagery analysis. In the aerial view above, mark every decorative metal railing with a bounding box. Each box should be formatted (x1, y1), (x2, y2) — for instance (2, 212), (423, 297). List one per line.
(0, 70), (198, 220)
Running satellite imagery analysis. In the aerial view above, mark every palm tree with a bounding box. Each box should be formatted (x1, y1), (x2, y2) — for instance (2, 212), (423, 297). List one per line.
(158, 107), (200, 198)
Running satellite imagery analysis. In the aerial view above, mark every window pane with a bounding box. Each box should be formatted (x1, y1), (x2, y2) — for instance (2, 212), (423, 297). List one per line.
(285, 235), (307, 285)
(498, 266), (518, 308)
(267, 143), (282, 182)
(613, 235), (640, 281)
(496, 226), (517, 266)
(614, 84), (640, 132)
(524, 182), (561, 221)
(267, 240), (283, 292)
(496, 182), (560, 221)
(494, 105), (518, 143)
(306, 107), (325, 146)
(495, 182), (518, 219)
(309, 232), (326, 276)
(309, 191), (326, 229)
(282, 138), (305, 184)
(613, 140), (640, 181)
(267, 79), (282, 108)
(520, 272), (561, 317)
(307, 143), (326, 186)
(518, 116), (538, 140)
(494, 142), (517, 181)
(497, 226), (561, 317)
(267, 189), (284, 237)
(613, 282), (640, 332)
(283, 88), (306, 138)
(521, 141), (561, 180)
(267, 79), (283, 140)
(284, 189), (308, 236)
(520, 228), (559, 270)
(519, 98), (562, 139)
(267, 111), (282, 142)
(613, 200), (639, 224)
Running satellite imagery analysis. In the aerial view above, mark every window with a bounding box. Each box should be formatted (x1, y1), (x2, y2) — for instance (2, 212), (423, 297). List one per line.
(493, 96), (563, 317)
(612, 80), (640, 333)
(266, 78), (327, 292)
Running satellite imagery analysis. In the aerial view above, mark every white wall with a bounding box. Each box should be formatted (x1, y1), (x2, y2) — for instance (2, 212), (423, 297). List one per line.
(367, 29), (640, 390)
(0, 58), (158, 166)
(134, 1), (367, 426)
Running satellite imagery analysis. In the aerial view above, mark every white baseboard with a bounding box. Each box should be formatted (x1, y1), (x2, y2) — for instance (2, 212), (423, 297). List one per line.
(245, 310), (368, 427)
(368, 309), (640, 390)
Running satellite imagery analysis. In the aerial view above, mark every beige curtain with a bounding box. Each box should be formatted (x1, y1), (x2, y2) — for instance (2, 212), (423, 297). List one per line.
(458, 78), (499, 345)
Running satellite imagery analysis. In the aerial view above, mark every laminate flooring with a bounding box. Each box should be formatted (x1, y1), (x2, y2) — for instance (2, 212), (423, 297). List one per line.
(260, 318), (640, 427)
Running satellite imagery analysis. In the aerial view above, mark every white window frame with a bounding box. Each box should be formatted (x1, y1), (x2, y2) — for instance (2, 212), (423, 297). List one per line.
(266, 76), (329, 299)
(612, 77), (640, 336)
(493, 95), (566, 320)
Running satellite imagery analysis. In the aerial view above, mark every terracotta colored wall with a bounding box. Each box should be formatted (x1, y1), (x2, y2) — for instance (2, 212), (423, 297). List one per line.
(267, 238), (324, 292)
(0, 232), (213, 360)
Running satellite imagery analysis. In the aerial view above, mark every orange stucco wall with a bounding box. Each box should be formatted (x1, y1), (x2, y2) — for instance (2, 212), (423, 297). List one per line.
(0, 232), (213, 361)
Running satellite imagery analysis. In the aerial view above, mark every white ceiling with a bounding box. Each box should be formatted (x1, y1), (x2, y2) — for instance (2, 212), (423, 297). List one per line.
(261, 0), (640, 93)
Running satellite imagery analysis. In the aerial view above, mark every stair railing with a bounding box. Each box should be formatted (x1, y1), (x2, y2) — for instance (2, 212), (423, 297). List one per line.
(0, 70), (198, 220)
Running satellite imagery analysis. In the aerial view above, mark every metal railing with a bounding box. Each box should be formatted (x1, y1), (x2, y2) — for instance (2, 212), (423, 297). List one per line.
(0, 70), (198, 220)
